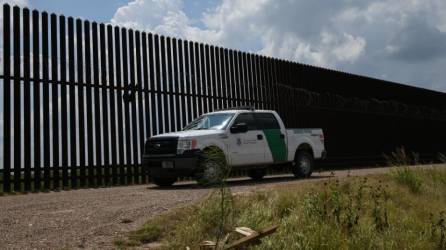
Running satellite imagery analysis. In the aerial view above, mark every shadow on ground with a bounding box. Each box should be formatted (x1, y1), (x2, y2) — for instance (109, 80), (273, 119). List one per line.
(148, 174), (332, 191)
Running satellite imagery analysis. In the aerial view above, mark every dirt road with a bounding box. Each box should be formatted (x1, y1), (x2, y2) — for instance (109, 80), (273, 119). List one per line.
(0, 165), (437, 249)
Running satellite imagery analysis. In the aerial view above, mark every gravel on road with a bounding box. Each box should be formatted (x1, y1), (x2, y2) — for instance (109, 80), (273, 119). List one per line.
(0, 165), (436, 249)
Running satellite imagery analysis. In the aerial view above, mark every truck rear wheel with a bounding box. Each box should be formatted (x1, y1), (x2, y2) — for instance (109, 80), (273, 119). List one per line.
(293, 151), (314, 178)
(152, 177), (177, 187)
(248, 169), (266, 181)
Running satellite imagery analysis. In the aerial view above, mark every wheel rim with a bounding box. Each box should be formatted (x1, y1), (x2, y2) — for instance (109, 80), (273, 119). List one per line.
(203, 161), (223, 183)
(299, 156), (311, 175)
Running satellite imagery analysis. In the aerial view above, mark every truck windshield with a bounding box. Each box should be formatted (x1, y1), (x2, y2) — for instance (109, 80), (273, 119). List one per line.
(183, 113), (234, 130)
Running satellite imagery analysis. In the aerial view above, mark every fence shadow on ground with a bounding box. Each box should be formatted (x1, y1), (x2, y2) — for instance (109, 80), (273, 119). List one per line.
(147, 174), (332, 190)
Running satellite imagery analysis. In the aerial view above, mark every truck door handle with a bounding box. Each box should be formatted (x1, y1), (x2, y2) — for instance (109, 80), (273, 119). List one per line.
(257, 134), (263, 140)
(280, 134), (285, 139)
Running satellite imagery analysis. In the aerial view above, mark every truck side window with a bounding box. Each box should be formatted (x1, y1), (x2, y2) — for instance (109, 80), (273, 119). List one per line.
(256, 113), (280, 129)
(233, 113), (257, 130)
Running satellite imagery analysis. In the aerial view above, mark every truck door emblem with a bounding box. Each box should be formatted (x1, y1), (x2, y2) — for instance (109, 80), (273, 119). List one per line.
(154, 143), (161, 148)
(236, 138), (242, 146)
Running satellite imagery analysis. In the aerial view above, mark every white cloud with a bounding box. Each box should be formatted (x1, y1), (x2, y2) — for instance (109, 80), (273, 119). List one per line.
(108, 0), (446, 91)
(332, 33), (366, 63)
(111, 0), (220, 44)
(111, 0), (182, 31)
(258, 31), (366, 67)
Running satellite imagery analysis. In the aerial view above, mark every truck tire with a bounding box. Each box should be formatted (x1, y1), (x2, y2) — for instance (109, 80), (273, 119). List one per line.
(293, 151), (314, 178)
(152, 177), (177, 187)
(248, 169), (266, 181)
(196, 148), (227, 186)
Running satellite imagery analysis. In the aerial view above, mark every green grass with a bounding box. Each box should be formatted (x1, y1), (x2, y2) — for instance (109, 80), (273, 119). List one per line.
(115, 166), (446, 249)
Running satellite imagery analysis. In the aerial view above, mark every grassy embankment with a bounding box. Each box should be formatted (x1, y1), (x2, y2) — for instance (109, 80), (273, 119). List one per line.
(115, 162), (446, 249)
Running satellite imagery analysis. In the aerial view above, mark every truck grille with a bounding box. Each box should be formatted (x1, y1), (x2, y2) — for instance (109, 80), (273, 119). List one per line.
(144, 137), (179, 155)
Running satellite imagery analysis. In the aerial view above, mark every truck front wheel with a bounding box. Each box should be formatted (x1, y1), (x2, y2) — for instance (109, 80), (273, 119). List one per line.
(293, 151), (314, 178)
(196, 147), (228, 186)
(152, 177), (177, 187)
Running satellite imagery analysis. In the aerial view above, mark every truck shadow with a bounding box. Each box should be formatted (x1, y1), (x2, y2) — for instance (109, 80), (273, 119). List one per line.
(148, 174), (333, 190)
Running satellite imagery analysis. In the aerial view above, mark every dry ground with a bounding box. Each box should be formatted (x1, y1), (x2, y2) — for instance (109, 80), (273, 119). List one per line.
(0, 166), (429, 249)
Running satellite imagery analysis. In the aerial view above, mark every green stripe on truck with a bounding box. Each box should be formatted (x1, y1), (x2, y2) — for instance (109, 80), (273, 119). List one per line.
(263, 129), (287, 162)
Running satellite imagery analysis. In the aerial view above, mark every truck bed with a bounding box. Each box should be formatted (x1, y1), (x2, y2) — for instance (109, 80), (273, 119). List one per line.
(285, 128), (325, 161)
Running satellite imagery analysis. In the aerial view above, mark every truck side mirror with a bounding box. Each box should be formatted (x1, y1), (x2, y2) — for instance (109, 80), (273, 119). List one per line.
(230, 123), (248, 133)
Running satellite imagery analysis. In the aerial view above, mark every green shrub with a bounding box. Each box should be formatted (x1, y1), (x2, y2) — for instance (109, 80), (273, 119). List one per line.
(390, 167), (423, 193)
(385, 147), (423, 193)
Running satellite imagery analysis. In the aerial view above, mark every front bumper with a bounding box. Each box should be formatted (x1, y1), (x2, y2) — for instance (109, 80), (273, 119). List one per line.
(142, 150), (202, 178)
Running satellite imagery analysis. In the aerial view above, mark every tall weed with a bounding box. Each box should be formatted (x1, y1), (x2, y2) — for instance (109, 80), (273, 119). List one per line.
(384, 146), (418, 167)
(302, 177), (390, 234)
(438, 153), (446, 163)
(429, 211), (446, 249)
(386, 147), (423, 193)
(390, 167), (423, 193)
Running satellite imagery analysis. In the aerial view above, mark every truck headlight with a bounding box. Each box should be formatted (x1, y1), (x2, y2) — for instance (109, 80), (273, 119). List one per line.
(177, 139), (197, 154)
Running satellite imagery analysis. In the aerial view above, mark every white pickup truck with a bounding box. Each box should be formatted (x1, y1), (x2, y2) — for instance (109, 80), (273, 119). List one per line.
(143, 107), (326, 187)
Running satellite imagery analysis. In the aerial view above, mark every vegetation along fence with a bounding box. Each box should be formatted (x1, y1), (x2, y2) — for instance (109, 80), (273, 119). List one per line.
(1, 4), (446, 192)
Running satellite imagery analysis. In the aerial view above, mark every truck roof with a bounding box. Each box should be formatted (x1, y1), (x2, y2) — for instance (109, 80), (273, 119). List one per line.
(208, 109), (275, 115)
